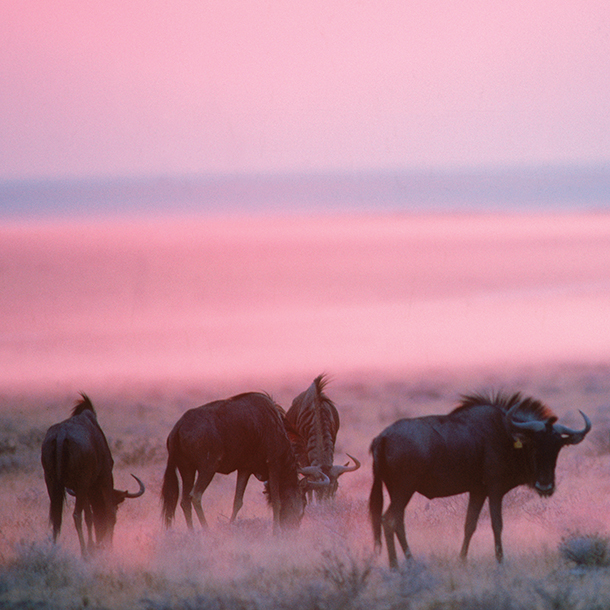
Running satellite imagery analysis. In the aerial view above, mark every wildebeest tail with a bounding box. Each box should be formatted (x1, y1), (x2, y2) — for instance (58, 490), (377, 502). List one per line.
(369, 434), (385, 551)
(161, 449), (180, 528)
(48, 432), (68, 540)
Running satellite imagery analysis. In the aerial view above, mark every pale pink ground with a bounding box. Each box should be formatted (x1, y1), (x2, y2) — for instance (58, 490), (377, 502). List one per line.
(1, 211), (609, 390)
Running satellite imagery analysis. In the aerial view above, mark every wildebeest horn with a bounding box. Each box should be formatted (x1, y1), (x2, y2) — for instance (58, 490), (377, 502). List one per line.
(298, 466), (324, 478)
(506, 403), (547, 433)
(329, 453), (361, 478)
(508, 418), (547, 433)
(122, 474), (146, 498)
(66, 488), (76, 497)
(553, 410), (592, 445)
(298, 466), (331, 488)
(302, 471), (331, 489)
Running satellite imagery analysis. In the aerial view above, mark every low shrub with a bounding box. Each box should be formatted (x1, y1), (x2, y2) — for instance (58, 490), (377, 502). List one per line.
(559, 532), (610, 568)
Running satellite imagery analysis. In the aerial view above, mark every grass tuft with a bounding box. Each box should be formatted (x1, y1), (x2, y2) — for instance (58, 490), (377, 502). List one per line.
(318, 548), (373, 600)
(558, 532), (610, 568)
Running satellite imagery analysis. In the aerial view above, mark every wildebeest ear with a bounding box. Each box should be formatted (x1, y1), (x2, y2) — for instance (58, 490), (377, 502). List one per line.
(113, 489), (128, 505)
(546, 416), (558, 427)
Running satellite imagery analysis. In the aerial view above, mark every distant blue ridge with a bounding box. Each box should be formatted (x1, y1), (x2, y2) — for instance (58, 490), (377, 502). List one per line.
(1, 165), (609, 220)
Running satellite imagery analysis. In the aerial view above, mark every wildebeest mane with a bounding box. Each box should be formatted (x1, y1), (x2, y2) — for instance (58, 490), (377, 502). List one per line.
(314, 373), (336, 411)
(281, 412), (308, 467)
(230, 391), (300, 477)
(315, 373), (331, 399)
(238, 391), (292, 440)
(262, 408), (302, 509)
(264, 397), (301, 477)
(231, 390), (274, 403)
(453, 391), (557, 423)
(239, 392), (302, 509)
(303, 374), (337, 466)
(71, 393), (96, 417)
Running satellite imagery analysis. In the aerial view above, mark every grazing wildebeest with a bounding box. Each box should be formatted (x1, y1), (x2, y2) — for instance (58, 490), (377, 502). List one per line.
(161, 392), (329, 533)
(369, 391), (591, 568)
(41, 394), (145, 557)
(286, 374), (360, 500)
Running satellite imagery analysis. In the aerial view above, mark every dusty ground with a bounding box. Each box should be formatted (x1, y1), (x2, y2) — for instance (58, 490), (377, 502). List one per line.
(1, 363), (610, 609)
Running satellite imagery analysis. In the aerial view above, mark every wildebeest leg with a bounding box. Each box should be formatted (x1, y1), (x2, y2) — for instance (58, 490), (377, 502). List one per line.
(190, 469), (216, 528)
(460, 490), (486, 560)
(73, 497), (88, 557)
(382, 491), (413, 569)
(488, 492), (504, 562)
(267, 473), (282, 534)
(230, 470), (251, 522)
(178, 466), (197, 529)
(84, 503), (95, 553)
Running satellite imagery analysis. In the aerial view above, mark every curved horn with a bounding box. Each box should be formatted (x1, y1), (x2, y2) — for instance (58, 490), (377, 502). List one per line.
(123, 474), (146, 499)
(507, 403), (546, 433)
(298, 466), (324, 478)
(66, 488), (76, 497)
(553, 410), (592, 445)
(509, 418), (546, 433)
(302, 471), (331, 489)
(329, 454), (361, 478)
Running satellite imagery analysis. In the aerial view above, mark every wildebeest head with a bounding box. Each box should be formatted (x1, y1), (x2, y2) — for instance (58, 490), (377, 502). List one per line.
(112, 475), (146, 504)
(505, 398), (591, 497)
(66, 474), (145, 545)
(287, 374), (361, 500)
(264, 468), (330, 529)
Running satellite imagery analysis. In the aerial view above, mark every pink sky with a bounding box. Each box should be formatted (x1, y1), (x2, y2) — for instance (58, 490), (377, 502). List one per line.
(1, 1), (610, 180)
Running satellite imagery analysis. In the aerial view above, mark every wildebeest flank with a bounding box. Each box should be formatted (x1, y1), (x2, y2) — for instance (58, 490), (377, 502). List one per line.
(161, 392), (329, 533)
(286, 374), (360, 500)
(41, 394), (145, 557)
(369, 391), (591, 568)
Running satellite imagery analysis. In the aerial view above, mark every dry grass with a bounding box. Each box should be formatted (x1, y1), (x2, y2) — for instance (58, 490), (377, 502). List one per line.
(2, 363), (610, 609)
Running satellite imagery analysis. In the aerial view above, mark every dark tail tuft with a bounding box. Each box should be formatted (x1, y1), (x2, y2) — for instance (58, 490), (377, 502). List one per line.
(49, 484), (65, 541)
(369, 435), (385, 552)
(161, 454), (180, 528)
(47, 438), (66, 541)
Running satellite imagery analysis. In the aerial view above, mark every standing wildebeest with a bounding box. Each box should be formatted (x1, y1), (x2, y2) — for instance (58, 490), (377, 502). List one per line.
(369, 391), (591, 568)
(286, 374), (360, 500)
(161, 392), (329, 533)
(41, 394), (145, 557)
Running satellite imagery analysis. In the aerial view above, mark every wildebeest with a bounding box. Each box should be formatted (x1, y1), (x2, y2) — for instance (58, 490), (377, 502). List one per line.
(41, 394), (145, 557)
(161, 391), (329, 533)
(286, 374), (360, 500)
(369, 391), (591, 568)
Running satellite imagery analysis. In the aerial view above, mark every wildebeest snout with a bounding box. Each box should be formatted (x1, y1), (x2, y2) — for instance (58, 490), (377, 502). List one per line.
(534, 481), (555, 496)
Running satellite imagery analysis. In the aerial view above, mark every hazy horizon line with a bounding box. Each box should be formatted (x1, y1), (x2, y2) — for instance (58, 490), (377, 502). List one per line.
(1, 162), (610, 220)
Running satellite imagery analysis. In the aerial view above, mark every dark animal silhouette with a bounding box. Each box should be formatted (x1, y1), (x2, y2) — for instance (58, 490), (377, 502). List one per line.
(41, 394), (145, 556)
(369, 391), (591, 568)
(286, 374), (360, 500)
(161, 392), (329, 533)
